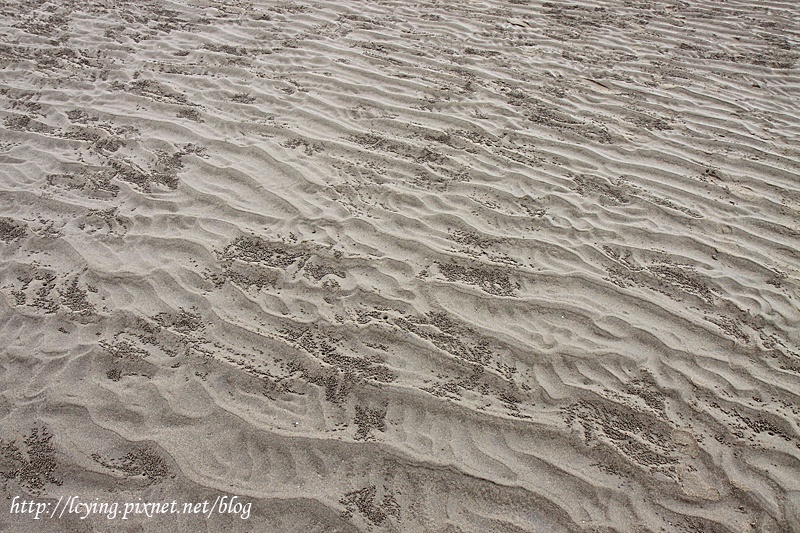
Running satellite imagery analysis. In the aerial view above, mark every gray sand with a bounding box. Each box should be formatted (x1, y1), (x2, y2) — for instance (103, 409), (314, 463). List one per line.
(0, 0), (799, 531)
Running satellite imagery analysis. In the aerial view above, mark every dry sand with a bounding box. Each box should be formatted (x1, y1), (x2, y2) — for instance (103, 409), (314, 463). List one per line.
(0, 0), (799, 531)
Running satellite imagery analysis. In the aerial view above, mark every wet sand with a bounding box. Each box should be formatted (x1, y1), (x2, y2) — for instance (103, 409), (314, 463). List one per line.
(0, 0), (799, 531)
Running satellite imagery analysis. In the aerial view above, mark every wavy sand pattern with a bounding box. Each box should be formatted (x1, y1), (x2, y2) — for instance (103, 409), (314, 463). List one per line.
(1, 0), (799, 531)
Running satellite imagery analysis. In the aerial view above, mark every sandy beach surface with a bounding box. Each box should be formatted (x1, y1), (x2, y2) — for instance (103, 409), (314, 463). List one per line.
(1, 0), (799, 531)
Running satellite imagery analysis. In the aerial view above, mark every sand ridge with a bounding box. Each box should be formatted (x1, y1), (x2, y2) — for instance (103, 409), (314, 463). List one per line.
(0, 0), (799, 531)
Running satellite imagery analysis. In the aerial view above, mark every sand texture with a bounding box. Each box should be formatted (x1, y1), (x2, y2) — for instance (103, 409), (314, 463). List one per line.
(1, 0), (799, 531)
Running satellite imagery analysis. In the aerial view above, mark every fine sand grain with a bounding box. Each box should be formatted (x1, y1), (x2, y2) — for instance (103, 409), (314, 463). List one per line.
(1, 0), (799, 531)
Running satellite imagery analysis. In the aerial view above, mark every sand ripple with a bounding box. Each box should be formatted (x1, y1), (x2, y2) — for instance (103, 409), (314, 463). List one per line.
(1, 0), (799, 531)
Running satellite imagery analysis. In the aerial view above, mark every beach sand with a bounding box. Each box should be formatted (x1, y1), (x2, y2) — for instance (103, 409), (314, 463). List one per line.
(0, 0), (799, 531)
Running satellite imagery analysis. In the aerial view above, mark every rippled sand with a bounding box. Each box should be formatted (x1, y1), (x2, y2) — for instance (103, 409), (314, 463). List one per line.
(1, 0), (799, 531)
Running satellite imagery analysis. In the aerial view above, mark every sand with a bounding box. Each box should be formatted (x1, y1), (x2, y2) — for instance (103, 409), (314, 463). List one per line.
(0, 0), (799, 531)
